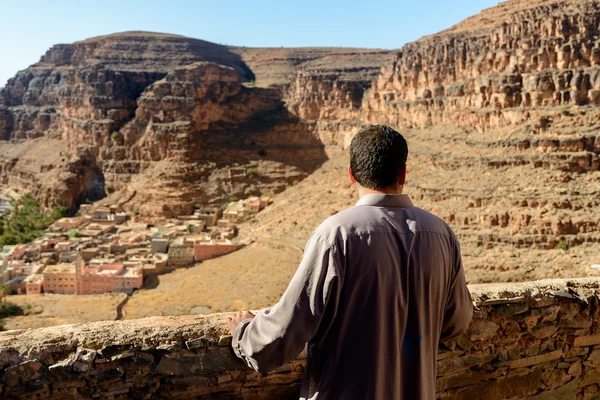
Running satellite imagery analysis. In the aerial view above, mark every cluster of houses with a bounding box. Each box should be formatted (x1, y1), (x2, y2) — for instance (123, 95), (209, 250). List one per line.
(0, 195), (271, 296)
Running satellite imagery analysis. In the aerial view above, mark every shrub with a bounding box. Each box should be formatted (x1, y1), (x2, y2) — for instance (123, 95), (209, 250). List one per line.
(68, 229), (80, 239)
(194, 203), (203, 210)
(246, 168), (260, 178)
(134, 209), (140, 216)
(556, 240), (569, 252)
(0, 302), (20, 318)
(187, 225), (194, 234)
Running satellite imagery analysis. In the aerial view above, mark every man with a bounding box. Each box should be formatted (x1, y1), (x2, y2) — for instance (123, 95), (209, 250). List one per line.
(227, 125), (473, 399)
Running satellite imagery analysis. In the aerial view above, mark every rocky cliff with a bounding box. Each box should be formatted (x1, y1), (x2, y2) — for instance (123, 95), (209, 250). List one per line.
(2, 0), (600, 236)
(363, 0), (600, 130)
(0, 33), (329, 214)
(0, 33), (393, 215)
(231, 47), (393, 150)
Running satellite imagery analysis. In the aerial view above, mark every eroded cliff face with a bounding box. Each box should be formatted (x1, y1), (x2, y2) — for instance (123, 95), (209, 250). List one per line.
(363, 0), (600, 130)
(3, 0), (600, 218)
(0, 139), (104, 209)
(232, 47), (394, 151)
(0, 33), (327, 214)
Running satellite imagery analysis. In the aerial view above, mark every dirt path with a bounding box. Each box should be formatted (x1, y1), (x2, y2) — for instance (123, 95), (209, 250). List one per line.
(115, 294), (129, 320)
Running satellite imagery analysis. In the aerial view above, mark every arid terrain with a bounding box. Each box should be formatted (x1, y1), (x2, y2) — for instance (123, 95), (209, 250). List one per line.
(2, 293), (125, 330)
(2, 0), (600, 328)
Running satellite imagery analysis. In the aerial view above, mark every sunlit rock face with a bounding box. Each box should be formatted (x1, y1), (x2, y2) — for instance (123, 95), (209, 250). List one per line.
(0, 33), (330, 213)
(363, 0), (600, 130)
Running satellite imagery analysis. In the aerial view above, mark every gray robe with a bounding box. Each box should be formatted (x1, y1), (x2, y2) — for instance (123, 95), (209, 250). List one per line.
(233, 194), (473, 399)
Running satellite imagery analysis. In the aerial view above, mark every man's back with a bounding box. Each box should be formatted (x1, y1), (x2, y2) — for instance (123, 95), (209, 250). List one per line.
(303, 194), (472, 399)
(232, 194), (472, 400)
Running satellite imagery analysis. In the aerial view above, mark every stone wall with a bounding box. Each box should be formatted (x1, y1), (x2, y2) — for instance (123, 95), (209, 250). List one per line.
(1, 278), (600, 399)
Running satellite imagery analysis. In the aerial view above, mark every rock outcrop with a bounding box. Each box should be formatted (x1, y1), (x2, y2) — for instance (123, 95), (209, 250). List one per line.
(0, 32), (396, 214)
(0, 33), (333, 213)
(363, 0), (600, 130)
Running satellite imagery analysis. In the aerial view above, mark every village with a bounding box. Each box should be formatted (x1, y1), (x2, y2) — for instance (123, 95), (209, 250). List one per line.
(0, 196), (271, 296)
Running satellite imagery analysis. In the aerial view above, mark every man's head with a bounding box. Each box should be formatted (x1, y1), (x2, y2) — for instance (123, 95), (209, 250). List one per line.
(349, 125), (408, 194)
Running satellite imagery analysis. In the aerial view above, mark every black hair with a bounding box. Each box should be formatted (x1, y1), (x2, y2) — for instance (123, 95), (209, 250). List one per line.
(349, 125), (408, 190)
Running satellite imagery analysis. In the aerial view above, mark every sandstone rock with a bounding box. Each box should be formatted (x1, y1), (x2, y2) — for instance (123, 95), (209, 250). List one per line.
(575, 334), (600, 347)
(466, 320), (500, 341)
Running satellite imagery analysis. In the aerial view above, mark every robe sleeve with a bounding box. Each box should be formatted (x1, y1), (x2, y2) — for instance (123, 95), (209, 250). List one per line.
(232, 232), (340, 373)
(440, 240), (473, 342)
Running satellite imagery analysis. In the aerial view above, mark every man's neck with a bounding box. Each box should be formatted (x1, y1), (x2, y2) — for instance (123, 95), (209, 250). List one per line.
(356, 185), (404, 199)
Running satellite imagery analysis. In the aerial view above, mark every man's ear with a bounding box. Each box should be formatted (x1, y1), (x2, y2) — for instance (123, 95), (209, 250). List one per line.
(398, 165), (407, 186)
(348, 165), (357, 184)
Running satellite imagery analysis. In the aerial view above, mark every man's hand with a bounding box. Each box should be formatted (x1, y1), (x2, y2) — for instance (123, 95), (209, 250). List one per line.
(227, 311), (256, 335)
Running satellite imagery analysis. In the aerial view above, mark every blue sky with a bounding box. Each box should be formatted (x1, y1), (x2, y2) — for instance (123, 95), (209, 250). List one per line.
(0, 0), (500, 86)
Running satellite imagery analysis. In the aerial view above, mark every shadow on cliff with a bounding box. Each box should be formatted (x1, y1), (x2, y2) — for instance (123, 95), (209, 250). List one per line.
(196, 89), (328, 174)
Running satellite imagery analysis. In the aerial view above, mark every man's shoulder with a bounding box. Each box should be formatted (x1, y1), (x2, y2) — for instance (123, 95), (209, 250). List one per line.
(315, 204), (457, 242)
(310, 207), (361, 245)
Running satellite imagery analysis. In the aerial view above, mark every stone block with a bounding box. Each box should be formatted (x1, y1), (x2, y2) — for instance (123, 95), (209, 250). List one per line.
(98, 343), (134, 358)
(576, 335), (600, 347)
(565, 346), (590, 358)
(524, 377), (580, 399)
(498, 349), (563, 369)
(111, 351), (135, 361)
(48, 359), (76, 381)
(568, 360), (583, 377)
(582, 368), (600, 386)
(542, 369), (571, 390)
(587, 350), (600, 366)
(466, 320), (500, 341)
(436, 370), (501, 391)
(73, 347), (97, 372)
(3, 359), (45, 386)
(455, 335), (473, 351)
(445, 370), (543, 400)
(526, 343), (542, 357)
(185, 337), (216, 350)
(217, 374), (232, 384)
(437, 353), (495, 376)
(560, 319), (593, 329)
(495, 303), (529, 317)
(531, 323), (558, 339)
(166, 375), (211, 385)
(156, 348), (247, 376)
(437, 351), (464, 361)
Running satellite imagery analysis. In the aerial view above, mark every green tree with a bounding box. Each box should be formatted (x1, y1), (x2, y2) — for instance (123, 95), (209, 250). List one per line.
(0, 194), (69, 246)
